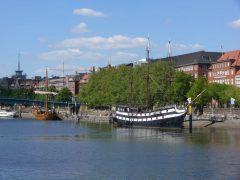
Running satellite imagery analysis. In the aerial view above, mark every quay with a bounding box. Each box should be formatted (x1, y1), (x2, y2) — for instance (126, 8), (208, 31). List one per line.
(58, 107), (240, 129)
(3, 102), (240, 129)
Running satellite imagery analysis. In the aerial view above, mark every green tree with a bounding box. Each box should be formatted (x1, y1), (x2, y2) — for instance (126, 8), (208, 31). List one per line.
(218, 85), (240, 107)
(172, 71), (194, 104)
(187, 76), (208, 106)
(79, 61), (178, 108)
(0, 87), (35, 99)
(56, 87), (73, 102)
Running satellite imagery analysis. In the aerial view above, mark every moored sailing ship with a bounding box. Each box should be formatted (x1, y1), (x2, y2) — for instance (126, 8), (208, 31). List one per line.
(114, 106), (186, 128)
(113, 39), (186, 128)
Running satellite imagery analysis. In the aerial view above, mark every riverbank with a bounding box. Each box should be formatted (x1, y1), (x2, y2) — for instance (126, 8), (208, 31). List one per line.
(184, 118), (240, 128)
(19, 108), (240, 129)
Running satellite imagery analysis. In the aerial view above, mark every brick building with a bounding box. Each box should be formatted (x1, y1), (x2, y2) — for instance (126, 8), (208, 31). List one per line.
(208, 50), (240, 87)
(35, 73), (90, 95)
(66, 75), (80, 95)
(160, 51), (222, 78)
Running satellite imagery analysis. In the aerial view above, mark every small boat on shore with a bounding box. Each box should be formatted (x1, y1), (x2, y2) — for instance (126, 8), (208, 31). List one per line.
(0, 109), (17, 118)
(32, 107), (60, 120)
(32, 68), (61, 121)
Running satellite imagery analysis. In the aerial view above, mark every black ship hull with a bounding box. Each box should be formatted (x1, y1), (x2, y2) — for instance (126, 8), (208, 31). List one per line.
(113, 106), (186, 128)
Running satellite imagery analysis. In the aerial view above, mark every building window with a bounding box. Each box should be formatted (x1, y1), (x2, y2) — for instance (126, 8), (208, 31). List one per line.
(235, 76), (240, 87)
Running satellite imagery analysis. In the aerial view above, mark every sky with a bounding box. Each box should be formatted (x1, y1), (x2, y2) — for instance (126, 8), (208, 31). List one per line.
(0, 0), (239, 78)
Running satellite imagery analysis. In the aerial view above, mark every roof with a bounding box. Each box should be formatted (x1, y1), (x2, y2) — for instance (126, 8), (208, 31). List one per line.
(217, 50), (240, 63)
(232, 60), (240, 66)
(236, 70), (240, 75)
(157, 51), (222, 67)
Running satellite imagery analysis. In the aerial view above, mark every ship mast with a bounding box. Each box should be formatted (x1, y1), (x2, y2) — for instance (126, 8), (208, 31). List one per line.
(45, 68), (49, 114)
(167, 41), (174, 103)
(128, 62), (133, 106)
(145, 37), (150, 108)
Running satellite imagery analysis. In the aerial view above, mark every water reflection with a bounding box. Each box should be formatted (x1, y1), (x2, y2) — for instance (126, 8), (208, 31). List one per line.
(35, 122), (186, 143)
(33, 121), (240, 148)
(1, 119), (240, 179)
(34, 122), (114, 142)
(80, 122), (240, 147)
(185, 128), (240, 147)
(113, 127), (184, 144)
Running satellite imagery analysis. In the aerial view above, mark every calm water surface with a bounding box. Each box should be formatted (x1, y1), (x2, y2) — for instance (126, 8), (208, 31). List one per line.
(0, 118), (240, 180)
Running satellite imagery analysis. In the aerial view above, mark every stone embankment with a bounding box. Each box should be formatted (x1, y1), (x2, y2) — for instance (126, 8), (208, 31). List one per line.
(59, 109), (112, 123)
(13, 106), (111, 122)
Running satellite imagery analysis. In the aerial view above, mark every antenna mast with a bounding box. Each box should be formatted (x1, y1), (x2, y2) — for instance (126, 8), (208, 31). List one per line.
(168, 41), (172, 59)
(18, 52), (21, 71)
(220, 44), (224, 56)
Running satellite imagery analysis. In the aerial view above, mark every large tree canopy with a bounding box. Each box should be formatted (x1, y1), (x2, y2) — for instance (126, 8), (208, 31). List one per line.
(79, 61), (191, 108)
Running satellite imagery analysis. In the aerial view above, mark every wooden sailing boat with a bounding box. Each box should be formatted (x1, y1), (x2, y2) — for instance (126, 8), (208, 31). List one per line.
(113, 39), (186, 128)
(32, 68), (61, 120)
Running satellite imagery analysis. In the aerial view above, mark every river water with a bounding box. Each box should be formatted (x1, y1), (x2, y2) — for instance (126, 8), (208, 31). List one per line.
(0, 118), (240, 180)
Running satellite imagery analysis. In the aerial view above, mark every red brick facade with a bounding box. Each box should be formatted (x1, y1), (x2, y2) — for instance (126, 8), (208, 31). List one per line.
(162, 51), (222, 79)
(208, 50), (240, 86)
(176, 64), (209, 78)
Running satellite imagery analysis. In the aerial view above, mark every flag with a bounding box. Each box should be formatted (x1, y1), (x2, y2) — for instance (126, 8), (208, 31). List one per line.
(230, 97), (236, 105)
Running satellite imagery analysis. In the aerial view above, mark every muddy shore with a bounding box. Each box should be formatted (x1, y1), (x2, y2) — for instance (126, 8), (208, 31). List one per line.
(183, 118), (240, 128)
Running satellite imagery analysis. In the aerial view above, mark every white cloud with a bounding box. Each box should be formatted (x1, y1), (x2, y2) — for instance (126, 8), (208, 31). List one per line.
(78, 51), (105, 61)
(229, 18), (240, 28)
(190, 43), (205, 49)
(34, 68), (46, 76)
(73, 8), (107, 17)
(39, 48), (105, 61)
(172, 43), (188, 50)
(34, 64), (92, 76)
(71, 22), (89, 33)
(52, 64), (91, 72)
(37, 37), (48, 43)
(39, 49), (83, 60)
(166, 43), (204, 51)
(54, 35), (148, 49)
(111, 52), (138, 62)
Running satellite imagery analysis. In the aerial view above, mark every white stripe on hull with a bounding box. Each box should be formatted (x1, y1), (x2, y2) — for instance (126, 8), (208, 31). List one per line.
(114, 106), (186, 127)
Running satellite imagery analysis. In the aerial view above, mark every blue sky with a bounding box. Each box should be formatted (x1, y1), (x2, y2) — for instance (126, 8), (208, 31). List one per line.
(0, 0), (239, 78)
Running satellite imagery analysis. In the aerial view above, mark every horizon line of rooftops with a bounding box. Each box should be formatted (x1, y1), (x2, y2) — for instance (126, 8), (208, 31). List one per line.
(1, 49), (240, 81)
